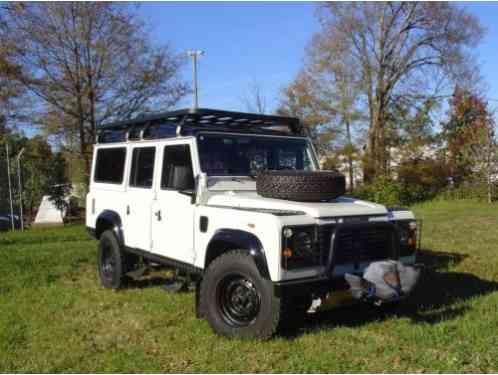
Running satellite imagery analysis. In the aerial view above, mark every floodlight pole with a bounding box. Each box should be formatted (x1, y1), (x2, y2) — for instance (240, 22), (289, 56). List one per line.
(5, 143), (14, 231)
(16, 148), (25, 231)
(187, 50), (204, 110)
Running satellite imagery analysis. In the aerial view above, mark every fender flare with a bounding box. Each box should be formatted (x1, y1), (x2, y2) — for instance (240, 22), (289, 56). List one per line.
(205, 229), (271, 279)
(95, 210), (124, 245)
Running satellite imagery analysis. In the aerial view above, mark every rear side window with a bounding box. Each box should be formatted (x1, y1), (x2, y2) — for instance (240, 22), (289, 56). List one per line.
(161, 145), (194, 190)
(94, 147), (126, 184)
(129, 147), (156, 188)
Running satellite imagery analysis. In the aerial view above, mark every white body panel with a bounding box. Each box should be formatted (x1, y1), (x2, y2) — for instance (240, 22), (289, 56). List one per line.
(150, 138), (200, 264)
(206, 191), (388, 218)
(86, 134), (418, 284)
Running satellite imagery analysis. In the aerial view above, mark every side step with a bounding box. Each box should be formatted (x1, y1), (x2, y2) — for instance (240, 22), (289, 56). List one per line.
(162, 271), (196, 293)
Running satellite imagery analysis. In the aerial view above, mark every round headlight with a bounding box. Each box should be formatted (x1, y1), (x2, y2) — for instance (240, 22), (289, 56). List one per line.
(283, 227), (293, 238)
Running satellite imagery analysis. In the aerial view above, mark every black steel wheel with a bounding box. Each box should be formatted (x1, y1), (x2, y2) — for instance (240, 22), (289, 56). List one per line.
(97, 230), (126, 289)
(200, 250), (282, 339)
(217, 274), (261, 327)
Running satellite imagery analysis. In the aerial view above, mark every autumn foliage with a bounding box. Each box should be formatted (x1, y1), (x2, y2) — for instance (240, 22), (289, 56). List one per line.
(443, 87), (495, 184)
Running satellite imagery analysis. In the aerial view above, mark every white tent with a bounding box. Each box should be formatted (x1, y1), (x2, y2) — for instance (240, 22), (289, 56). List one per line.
(34, 195), (64, 224)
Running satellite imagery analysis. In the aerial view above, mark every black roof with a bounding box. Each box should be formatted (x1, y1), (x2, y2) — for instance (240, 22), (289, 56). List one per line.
(97, 108), (303, 143)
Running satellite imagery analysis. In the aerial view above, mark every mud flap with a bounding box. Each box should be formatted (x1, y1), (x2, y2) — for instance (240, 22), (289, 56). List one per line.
(345, 260), (421, 305)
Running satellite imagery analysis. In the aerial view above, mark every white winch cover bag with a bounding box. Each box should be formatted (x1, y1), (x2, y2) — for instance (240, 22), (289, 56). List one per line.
(363, 260), (420, 301)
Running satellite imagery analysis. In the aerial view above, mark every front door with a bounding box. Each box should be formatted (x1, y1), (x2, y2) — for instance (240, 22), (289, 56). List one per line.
(151, 140), (198, 264)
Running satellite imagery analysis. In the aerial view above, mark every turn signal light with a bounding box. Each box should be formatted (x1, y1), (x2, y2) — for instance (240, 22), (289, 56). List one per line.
(283, 248), (293, 258)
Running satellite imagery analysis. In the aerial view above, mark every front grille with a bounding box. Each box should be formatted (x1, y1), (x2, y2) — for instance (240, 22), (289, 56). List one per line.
(318, 223), (394, 267)
(318, 224), (335, 264)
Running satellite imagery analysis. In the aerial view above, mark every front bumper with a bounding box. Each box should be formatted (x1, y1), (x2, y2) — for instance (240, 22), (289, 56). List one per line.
(274, 275), (350, 298)
(274, 260), (422, 304)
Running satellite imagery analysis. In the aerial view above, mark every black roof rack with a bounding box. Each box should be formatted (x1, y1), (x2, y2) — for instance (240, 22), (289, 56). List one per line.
(96, 108), (303, 143)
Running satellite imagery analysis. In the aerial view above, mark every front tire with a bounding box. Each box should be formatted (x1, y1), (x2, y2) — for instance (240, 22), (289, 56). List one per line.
(97, 230), (128, 289)
(200, 250), (281, 339)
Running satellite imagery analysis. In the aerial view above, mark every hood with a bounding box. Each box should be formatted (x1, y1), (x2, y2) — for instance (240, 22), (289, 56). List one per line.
(206, 191), (388, 218)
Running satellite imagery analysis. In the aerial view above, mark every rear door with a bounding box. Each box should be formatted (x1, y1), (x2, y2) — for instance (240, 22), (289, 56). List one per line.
(123, 145), (158, 250)
(151, 139), (198, 264)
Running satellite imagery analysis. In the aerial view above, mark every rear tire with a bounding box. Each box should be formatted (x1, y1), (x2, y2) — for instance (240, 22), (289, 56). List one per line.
(97, 230), (129, 289)
(200, 250), (282, 339)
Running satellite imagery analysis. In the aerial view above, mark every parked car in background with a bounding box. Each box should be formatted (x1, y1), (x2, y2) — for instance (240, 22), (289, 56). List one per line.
(0, 213), (21, 231)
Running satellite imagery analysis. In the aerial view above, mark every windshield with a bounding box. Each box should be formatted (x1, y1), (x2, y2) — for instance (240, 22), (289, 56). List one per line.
(197, 133), (317, 176)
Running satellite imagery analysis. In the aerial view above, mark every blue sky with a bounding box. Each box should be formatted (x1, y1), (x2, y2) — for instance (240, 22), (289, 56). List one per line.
(137, 2), (318, 111)
(137, 1), (498, 114)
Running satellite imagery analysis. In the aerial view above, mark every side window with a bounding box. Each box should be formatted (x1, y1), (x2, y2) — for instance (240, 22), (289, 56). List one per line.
(94, 147), (126, 184)
(129, 147), (156, 188)
(161, 145), (194, 191)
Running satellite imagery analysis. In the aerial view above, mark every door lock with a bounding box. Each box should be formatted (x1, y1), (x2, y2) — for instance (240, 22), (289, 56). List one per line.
(155, 210), (162, 221)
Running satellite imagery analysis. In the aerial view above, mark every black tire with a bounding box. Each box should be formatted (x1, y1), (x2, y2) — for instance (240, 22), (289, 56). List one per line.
(97, 230), (129, 289)
(256, 170), (346, 202)
(200, 250), (282, 339)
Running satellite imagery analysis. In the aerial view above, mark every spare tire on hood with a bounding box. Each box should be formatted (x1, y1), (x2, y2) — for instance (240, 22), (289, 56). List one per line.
(256, 170), (346, 202)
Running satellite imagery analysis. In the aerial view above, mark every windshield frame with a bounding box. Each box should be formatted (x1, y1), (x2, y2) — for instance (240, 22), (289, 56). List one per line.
(195, 131), (320, 178)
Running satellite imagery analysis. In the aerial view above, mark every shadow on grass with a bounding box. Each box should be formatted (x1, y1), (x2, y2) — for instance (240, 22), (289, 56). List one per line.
(128, 276), (172, 289)
(279, 249), (498, 338)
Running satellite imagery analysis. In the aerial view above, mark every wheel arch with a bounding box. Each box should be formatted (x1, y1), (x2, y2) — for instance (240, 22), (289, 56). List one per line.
(204, 229), (271, 279)
(95, 210), (124, 245)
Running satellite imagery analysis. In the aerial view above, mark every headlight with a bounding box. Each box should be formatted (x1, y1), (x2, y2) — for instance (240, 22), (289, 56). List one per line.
(282, 226), (318, 269)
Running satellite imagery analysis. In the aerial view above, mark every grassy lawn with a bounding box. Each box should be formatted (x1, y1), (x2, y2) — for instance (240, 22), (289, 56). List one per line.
(1, 200), (498, 373)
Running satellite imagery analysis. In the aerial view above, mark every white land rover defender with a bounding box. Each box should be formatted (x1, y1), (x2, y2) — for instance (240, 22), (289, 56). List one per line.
(86, 108), (421, 338)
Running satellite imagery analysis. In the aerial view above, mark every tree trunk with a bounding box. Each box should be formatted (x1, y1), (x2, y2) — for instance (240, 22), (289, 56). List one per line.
(365, 99), (388, 182)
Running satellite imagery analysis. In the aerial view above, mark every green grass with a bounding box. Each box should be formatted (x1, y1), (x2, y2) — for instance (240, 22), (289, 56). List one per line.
(1, 200), (498, 372)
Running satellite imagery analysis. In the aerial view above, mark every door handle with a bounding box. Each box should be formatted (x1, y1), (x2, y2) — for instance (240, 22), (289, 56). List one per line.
(155, 210), (162, 221)
(126, 205), (130, 215)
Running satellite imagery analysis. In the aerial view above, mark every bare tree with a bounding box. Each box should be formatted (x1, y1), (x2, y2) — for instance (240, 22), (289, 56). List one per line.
(2, 3), (188, 178)
(314, 2), (483, 180)
(310, 53), (364, 188)
(241, 80), (268, 114)
(0, 6), (29, 128)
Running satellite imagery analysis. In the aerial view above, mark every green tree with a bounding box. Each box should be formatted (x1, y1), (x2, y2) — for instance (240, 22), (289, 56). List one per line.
(22, 136), (55, 222)
(47, 153), (71, 222)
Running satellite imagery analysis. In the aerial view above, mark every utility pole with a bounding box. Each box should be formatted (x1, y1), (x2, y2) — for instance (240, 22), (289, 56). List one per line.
(5, 143), (14, 231)
(17, 148), (25, 231)
(187, 50), (204, 110)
